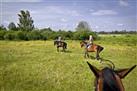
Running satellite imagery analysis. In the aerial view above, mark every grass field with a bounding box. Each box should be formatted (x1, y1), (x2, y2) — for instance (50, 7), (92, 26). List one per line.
(0, 34), (137, 91)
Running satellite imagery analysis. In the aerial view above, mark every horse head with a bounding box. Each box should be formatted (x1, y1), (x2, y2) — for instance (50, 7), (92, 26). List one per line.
(54, 40), (57, 46)
(87, 62), (136, 91)
(80, 41), (87, 48)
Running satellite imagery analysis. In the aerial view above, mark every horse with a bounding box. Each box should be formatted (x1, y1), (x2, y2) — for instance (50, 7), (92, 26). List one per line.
(54, 40), (67, 52)
(80, 41), (104, 60)
(87, 62), (136, 91)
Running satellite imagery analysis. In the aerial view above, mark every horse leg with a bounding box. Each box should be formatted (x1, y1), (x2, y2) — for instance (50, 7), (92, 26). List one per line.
(84, 50), (89, 58)
(85, 50), (89, 58)
(57, 46), (59, 52)
(96, 46), (104, 60)
(64, 43), (67, 49)
(63, 47), (65, 52)
(84, 51), (87, 58)
(96, 46), (100, 60)
(96, 51), (100, 60)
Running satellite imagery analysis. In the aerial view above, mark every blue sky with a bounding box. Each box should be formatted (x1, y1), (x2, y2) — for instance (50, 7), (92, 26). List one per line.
(0, 0), (136, 31)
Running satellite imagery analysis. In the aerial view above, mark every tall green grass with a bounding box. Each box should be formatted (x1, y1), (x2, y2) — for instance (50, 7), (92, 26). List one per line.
(0, 34), (137, 91)
(98, 34), (137, 46)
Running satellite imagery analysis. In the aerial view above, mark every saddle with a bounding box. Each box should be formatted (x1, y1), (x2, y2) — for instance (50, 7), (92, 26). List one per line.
(87, 44), (93, 48)
(58, 41), (62, 46)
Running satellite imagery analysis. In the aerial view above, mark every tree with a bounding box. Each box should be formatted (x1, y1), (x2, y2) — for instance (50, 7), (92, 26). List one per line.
(8, 22), (17, 31)
(74, 21), (98, 40)
(76, 21), (91, 31)
(18, 10), (34, 31)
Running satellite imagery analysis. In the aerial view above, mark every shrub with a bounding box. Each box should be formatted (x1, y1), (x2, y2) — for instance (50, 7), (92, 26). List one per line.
(73, 30), (98, 40)
(16, 31), (27, 40)
(26, 31), (42, 40)
(4, 31), (16, 40)
(0, 31), (6, 40)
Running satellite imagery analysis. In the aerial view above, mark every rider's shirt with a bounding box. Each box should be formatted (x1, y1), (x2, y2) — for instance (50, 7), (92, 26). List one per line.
(87, 35), (93, 48)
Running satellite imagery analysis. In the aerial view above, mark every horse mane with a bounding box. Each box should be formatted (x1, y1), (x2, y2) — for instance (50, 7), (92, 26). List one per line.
(82, 40), (88, 44)
(102, 67), (120, 91)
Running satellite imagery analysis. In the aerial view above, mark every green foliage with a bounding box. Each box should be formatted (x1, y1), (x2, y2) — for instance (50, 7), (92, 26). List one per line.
(0, 31), (6, 40)
(4, 31), (16, 40)
(3, 31), (24, 40)
(40, 28), (55, 40)
(26, 31), (42, 40)
(74, 21), (98, 40)
(73, 29), (98, 40)
(18, 10), (34, 31)
(65, 31), (73, 39)
(39, 29), (74, 40)
(16, 31), (27, 40)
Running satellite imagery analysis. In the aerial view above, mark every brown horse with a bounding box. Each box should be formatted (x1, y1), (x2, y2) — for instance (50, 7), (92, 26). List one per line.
(80, 41), (104, 60)
(54, 40), (67, 52)
(87, 62), (136, 91)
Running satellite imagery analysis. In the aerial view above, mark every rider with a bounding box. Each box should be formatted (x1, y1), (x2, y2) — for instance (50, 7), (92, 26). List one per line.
(58, 36), (63, 42)
(87, 35), (93, 48)
(57, 36), (63, 45)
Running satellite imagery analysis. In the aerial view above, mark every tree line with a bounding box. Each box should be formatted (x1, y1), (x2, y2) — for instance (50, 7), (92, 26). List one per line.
(98, 30), (136, 34)
(0, 10), (98, 40)
(1, 10), (135, 41)
(0, 26), (98, 40)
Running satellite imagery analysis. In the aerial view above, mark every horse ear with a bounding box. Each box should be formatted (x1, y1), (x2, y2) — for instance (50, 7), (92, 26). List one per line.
(116, 65), (136, 79)
(87, 62), (100, 77)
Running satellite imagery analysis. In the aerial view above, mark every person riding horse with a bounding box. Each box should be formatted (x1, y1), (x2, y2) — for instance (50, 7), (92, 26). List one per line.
(80, 35), (103, 60)
(54, 36), (67, 52)
(57, 36), (63, 45)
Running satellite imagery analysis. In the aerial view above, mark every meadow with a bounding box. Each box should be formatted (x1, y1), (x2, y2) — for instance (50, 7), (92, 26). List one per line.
(0, 34), (137, 91)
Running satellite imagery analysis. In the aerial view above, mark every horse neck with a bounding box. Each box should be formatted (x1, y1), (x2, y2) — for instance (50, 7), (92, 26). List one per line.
(83, 41), (88, 47)
(54, 41), (57, 45)
(100, 68), (121, 91)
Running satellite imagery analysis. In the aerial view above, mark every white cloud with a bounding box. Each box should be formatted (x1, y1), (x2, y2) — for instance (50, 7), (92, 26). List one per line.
(68, 10), (80, 16)
(3, 20), (9, 24)
(91, 10), (117, 16)
(89, 9), (94, 12)
(29, 10), (38, 14)
(95, 26), (99, 29)
(1, 0), (42, 2)
(42, 6), (80, 17)
(119, 0), (129, 6)
(61, 18), (68, 22)
(117, 23), (124, 26)
(46, 6), (64, 14)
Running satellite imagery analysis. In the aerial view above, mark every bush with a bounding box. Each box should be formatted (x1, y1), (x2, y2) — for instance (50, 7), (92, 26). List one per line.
(26, 31), (42, 40)
(16, 31), (27, 40)
(3, 31), (27, 40)
(0, 31), (6, 40)
(0, 28), (98, 40)
(4, 31), (16, 40)
(73, 30), (98, 40)
(40, 31), (53, 40)
(41, 33), (47, 40)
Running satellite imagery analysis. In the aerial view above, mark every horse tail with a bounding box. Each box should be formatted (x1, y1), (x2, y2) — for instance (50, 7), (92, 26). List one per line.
(100, 46), (104, 52)
(65, 43), (67, 49)
(97, 45), (104, 53)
